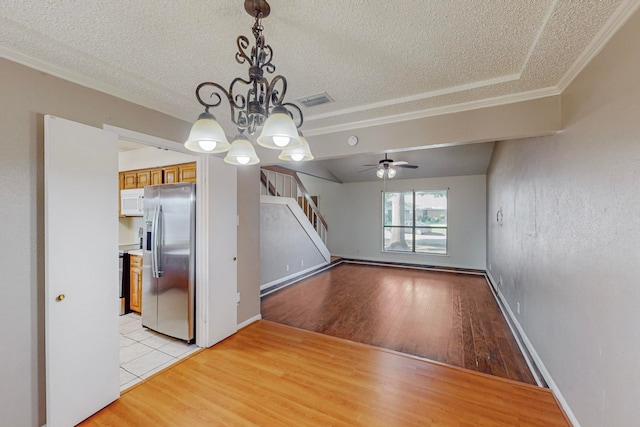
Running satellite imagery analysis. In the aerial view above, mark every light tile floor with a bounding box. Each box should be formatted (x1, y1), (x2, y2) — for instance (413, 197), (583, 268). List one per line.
(119, 313), (198, 391)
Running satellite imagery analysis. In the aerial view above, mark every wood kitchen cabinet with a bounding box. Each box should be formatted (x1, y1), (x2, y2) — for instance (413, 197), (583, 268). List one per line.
(136, 170), (151, 188)
(129, 254), (142, 313)
(122, 171), (137, 189)
(163, 166), (179, 184)
(150, 168), (163, 185)
(120, 162), (196, 189)
(119, 162), (197, 216)
(179, 163), (197, 182)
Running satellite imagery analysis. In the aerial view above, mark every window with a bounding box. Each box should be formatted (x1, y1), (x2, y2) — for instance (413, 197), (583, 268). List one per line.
(382, 190), (447, 254)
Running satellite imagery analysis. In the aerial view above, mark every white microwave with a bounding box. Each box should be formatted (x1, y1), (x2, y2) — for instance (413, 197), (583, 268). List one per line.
(121, 188), (144, 216)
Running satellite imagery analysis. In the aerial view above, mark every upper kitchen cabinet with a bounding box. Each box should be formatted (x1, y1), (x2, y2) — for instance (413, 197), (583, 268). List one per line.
(150, 169), (163, 185)
(119, 162), (196, 190)
(136, 170), (151, 188)
(122, 171), (137, 189)
(163, 166), (178, 184)
(179, 163), (197, 183)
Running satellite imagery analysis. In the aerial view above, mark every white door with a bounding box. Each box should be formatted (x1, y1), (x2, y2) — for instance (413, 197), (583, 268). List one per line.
(44, 115), (120, 426)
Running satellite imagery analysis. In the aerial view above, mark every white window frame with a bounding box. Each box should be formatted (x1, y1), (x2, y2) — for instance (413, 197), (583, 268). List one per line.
(382, 190), (448, 255)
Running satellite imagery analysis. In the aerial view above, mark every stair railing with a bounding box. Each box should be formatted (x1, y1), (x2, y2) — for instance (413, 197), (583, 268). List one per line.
(260, 166), (328, 244)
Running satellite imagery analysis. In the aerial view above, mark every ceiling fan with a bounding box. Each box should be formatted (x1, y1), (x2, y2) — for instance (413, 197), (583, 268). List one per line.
(359, 153), (418, 178)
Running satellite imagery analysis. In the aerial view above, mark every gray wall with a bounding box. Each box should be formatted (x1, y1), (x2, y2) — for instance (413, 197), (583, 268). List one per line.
(0, 57), (259, 426)
(300, 174), (487, 270)
(486, 10), (640, 427)
(260, 202), (327, 286)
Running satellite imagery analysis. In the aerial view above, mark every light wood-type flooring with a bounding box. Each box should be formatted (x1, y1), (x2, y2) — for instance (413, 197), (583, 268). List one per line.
(262, 263), (536, 384)
(81, 320), (569, 426)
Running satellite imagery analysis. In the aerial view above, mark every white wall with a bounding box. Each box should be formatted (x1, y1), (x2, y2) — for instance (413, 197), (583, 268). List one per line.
(486, 10), (640, 426)
(300, 174), (486, 270)
(118, 216), (145, 246)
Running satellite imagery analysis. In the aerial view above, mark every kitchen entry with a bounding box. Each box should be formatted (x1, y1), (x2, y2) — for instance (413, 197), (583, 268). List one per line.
(46, 117), (237, 425)
(117, 140), (200, 390)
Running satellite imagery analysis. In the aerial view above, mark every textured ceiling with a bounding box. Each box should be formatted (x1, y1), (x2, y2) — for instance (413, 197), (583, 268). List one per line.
(1, 1), (637, 181)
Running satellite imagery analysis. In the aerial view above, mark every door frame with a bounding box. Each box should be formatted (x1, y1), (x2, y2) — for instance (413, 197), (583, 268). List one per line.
(103, 125), (211, 348)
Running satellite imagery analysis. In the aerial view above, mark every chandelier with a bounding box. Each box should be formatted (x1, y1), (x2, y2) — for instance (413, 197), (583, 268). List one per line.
(184, 0), (313, 165)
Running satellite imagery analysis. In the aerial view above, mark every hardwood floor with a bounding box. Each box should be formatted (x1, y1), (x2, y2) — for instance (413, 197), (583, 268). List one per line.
(262, 263), (536, 385)
(81, 321), (569, 426)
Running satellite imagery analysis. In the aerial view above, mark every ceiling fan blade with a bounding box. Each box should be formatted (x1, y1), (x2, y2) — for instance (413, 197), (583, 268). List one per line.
(389, 161), (408, 166)
(362, 164), (380, 167)
(358, 167), (377, 173)
(397, 164), (419, 169)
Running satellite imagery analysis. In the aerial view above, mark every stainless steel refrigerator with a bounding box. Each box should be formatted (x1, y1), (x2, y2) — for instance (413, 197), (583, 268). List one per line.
(142, 183), (196, 342)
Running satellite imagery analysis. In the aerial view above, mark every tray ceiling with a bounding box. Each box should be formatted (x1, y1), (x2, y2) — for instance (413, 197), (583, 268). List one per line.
(1, 1), (636, 135)
(1, 1), (637, 181)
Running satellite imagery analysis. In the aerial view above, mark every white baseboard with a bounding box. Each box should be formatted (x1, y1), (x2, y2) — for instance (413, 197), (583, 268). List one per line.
(485, 271), (580, 427)
(260, 262), (329, 291)
(237, 314), (262, 330)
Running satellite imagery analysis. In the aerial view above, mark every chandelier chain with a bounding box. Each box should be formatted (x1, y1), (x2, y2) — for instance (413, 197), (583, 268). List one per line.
(192, 0), (303, 136)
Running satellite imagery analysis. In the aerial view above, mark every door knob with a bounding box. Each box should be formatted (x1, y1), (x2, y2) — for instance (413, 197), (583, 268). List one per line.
(56, 294), (65, 302)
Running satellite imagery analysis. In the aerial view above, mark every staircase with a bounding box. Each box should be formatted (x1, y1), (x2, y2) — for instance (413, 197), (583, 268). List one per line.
(260, 166), (328, 245)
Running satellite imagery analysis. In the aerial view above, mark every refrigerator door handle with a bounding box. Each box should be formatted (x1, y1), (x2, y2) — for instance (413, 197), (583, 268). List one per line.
(156, 206), (164, 277)
(151, 206), (161, 278)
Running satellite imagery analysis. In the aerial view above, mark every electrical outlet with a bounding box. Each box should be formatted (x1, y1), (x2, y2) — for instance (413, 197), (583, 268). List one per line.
(285, 264), (289, 272)
(516, 302), (520, 314)
(236, 292), (240, 304)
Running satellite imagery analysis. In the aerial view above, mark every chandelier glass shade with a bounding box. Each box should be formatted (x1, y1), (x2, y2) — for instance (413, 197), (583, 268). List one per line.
(278, 132), (314, 162)
(256, 106), (302, 149)
(184, 0), (311, 164)
(184, 112), (231, 154)
(224, 134), (260, 165)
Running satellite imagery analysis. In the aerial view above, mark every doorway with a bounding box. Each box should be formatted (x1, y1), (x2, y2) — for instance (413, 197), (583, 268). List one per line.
(46, 117), (237, 425)
(116, 137), (201, 389)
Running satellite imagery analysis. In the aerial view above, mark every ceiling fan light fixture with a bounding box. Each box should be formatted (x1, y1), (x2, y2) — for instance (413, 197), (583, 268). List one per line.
(365, 153), (419, 179)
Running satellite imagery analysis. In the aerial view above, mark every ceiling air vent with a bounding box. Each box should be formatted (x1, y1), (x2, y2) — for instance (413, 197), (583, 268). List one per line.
(296, 92), (334, 108)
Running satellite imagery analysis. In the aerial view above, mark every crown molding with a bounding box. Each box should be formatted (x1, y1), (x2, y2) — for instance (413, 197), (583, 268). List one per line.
(304, 73), (521, 123)
(556, 0), (640, 92)
(0, 44), (191, 123)
(303, 87), (560, 137)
